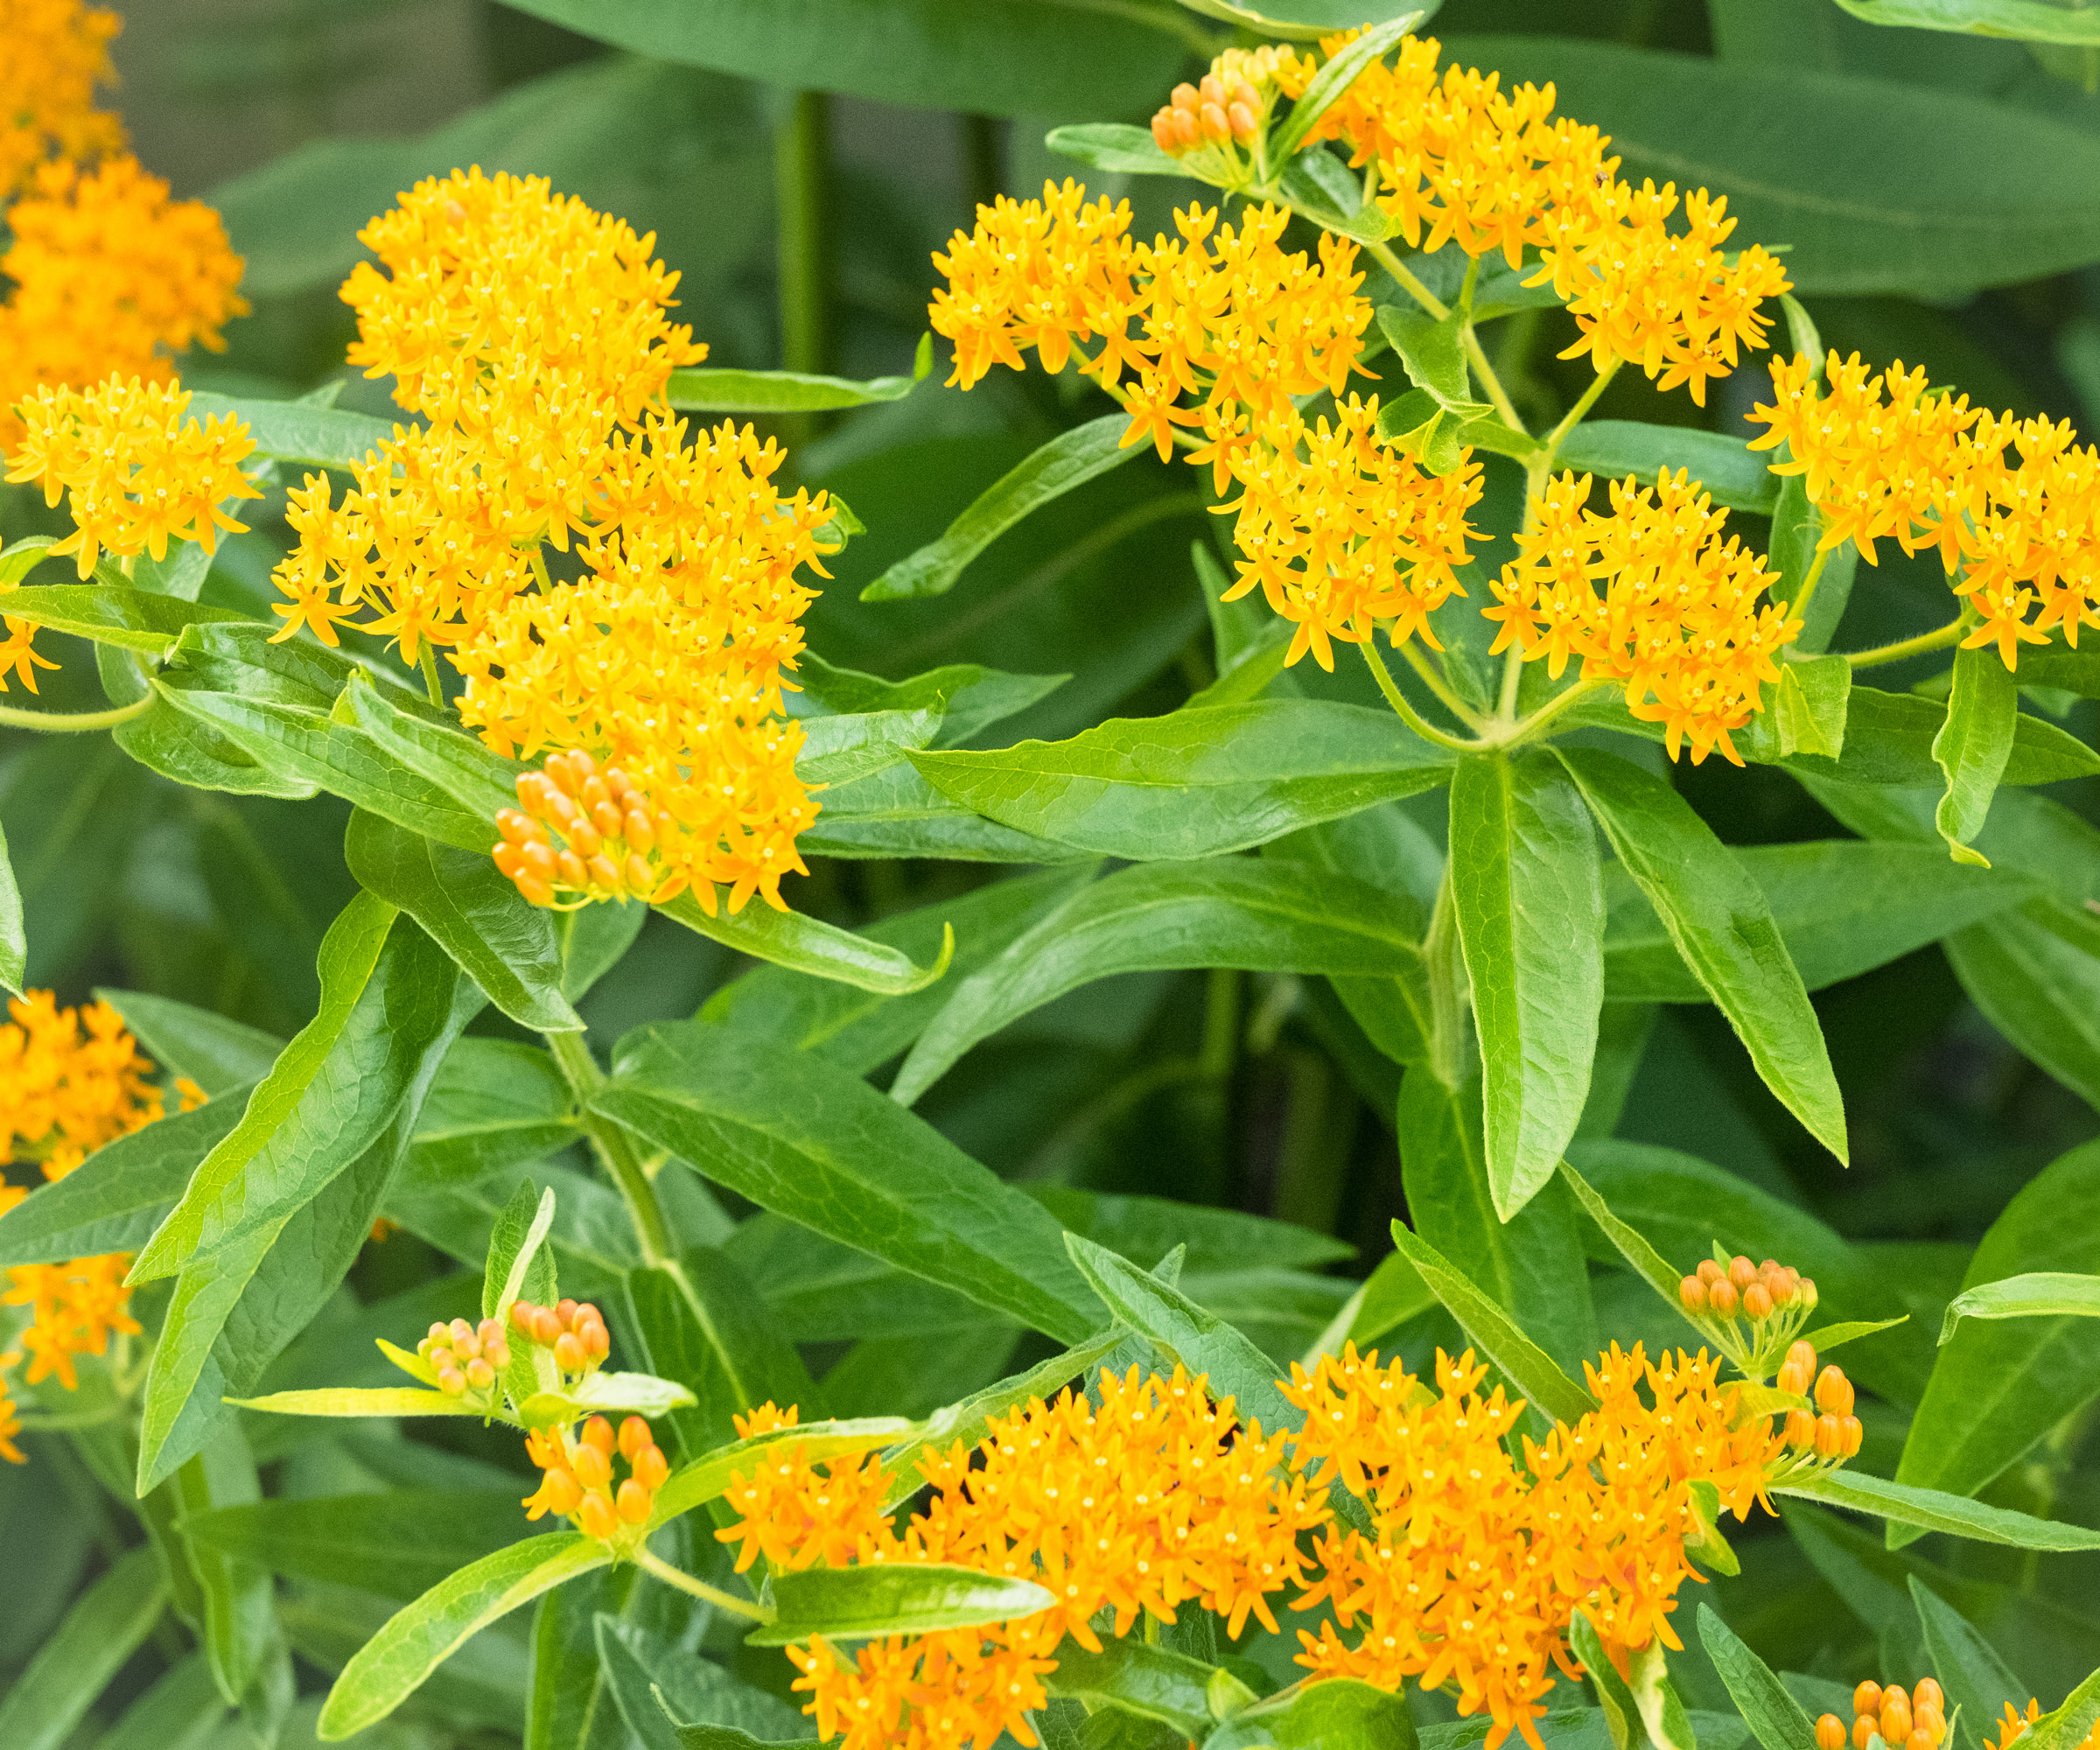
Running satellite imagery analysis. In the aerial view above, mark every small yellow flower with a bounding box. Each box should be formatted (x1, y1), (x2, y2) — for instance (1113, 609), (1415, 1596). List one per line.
(0, 0), (124, 200)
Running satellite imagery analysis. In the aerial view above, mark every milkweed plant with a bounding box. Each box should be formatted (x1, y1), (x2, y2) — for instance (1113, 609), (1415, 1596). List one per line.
(1, 0), (2098, 1746)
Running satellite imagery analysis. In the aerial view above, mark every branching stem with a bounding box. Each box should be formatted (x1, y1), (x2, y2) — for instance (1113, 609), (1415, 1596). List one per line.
(634, 1548), (774, 1621)
(1359, 639), (1478, 752)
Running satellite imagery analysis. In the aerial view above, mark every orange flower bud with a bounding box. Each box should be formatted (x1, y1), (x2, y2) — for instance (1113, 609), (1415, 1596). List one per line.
(556, 849), (588, 888)
(1710, 1279), (1740, 1318)
(582, 1415), (615, 1455)
(578, 1490), (615, 1539)
(633, 1444), (668, 1491)
(617, 1479), (651, 1523)
(531, 1307), (562, 1346)
(1815, 1412), (1843, 1458)
(517, 876), (555, 907)
(618, 1416), (650, 1460)
(1679, 1276), (1708, 1312)
(496, 808), (541, 845)
(1770, 1272), (1799, 1306)
(486, 1339), (511, 1369)
(1200, 102), (1231, 141)
(1815, 1365), (1854, 1417)
(1914, 1683), (1943, 1715)
(510, 1300), (536, 1330)
(1883, 1693), (1913, 1746)
(1855, 1715), (1877, 1750)
(1744, 1283), (1774, 1320)
(438, 1367), (466, 1395)
(567, 821), (603, 861)
(430, 1346), (455, 1373)
(1697, 1259), (1725, 1286)
(573, 1444), (612, 1490)
(583, 1320), (610, 1360)
(622, 808), (654, 853)
(592, 798), (623, 838)
(1199, 73), (1225, 104)
(1801, 1277), (1819, 1309)
(477, 1318), (503, 1348)
(557, 1299), (580, 1325)
(542, 1470), (581, 1516)
(1917, 1710), (1945, 1746)
(1908, 1732), (1935, 1750)
(1786, 1409), (1817, 1449)
(1819, 1718), (1848, 1750)
(554, 1331), (584, 1372)
(1853, 1683), (1882, 1718)
(1840, 1414), (1863, 1457)
(466, 1357), (494, 1390)
(1729, 1255), (1757, 1291)
(1228, 102), (1257, 142)
(624, 854), (655, 894)
(1171, 81), (1199, 112)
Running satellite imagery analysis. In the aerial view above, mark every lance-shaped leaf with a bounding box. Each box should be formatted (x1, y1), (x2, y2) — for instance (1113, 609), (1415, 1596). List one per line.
(668, 337), (930, 412)
(1047, 1640), (1238, 1739)
(404, 1038), (580, 1185)
(654, 890), (952, 997)
(1044, 122), (1186, 177)
(1205, 1676), (1419, 1750)
(228, 1386), (491, 1420)
(1063, 1232), (1296, 1438)
(1778, 1467), (2100, 1550)
(596, 1021), (1099, 1342)
(0, 1088), (249, 1268)
(1557, 746), (1846, 1163)
(93, 1656), (225, 1750)
(648, 1417), (917, 1530)
(0, 815), (22, 995)
(183, 391), (394, 468)
(1833, 0), (2100, 44)
(596, 1616), (809, 1750)
(339, 679), (522, 822)
(346, 808), (581, 1033)
(116, 687), (321, 801)
(1557, 423), (1780, 514)
(790, 650), (1068, 749)
(911, 700), (1455, 861)
(1376, 304), (1492, 421)
(747, 1564), (1052, 1647)
(1941, 1272), (2100, 1342)
(891, 858), (1423, 1105)
(316, 1533), (612, 1740)
(1909, 1577), (2027, 1750)
(98, 989), (283, 1095)
(794, 707), (942, 787)
(863, 414), (1143, 601)
(166, 1427), (288, 1714)
(181, 1490), (534, 1603)
(1933, 645), (2019, 865)
(1450, 750), (1604, 1219)
(800, 760), (1087, 863)
(1270, 15), (1418, 161)
(0, 584), (252, 653)
(0, 1547), (168, 1750)
(1698, 1605), (1817, 1750)
(134, 899), (476, 1278)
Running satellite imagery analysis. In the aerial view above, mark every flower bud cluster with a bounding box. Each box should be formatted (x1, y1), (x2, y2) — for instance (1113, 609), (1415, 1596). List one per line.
(508, 1294), (611, 1382)
(524, 1412), (670, 1542)
(1676, 1250), (1824, 1382)
(1768, 1339), (1864, 1467)
(1817, 1679), (1947, 1750)
(416, 1316), (513, 1402)
(495, 749), (676, 909)
(1149, 46), (1312, 172)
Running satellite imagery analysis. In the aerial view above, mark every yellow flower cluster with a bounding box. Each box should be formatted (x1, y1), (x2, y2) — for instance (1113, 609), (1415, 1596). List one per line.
(1993, 1699), (2100, 1750)
(0, 992), (193, 1446)
(271, 169), (831, 916)
(1748, 351), (2100, 668)
(1485, 470), (1800, 765)
(719, 1372), (1326, 1750)
(524, 1411), (669, 1541)
(719, 1340), (1841, 1750)
(0, 0), (123, 199)
(7, 377), (260, 576)
(0, 154), (248, 449)
(1287, 1344), (1780, 1748)
(1308, 32), (1788, 405)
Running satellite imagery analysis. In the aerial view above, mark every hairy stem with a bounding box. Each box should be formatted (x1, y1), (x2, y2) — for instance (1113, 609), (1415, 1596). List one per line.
(1396, 634), (1485, 730)
(548, 1028), (675, 1267)
(634, 1548), (774, 1621)
(1360, 639), (1480, 752)
(0, 696), (152, 732)
(1845, 618), (1966, 671)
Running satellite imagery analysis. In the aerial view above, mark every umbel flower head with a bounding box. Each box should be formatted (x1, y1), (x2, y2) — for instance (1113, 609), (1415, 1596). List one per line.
(1748, 350), (2100, 668)
(0, 0), (124, 200)
(0, 154), (249, 449)
(268, 170), (836, 917)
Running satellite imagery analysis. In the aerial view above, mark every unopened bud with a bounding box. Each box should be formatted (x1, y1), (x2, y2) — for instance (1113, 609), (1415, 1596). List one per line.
(1786, 1409), (1817, 1450)
(510, 1300), (536, 1331)
(633, 1444), (668, 1491)
(616, 1479), (651, 1523)
(531, 1307), (562, 1346)
(1815, 1365), (1854, 1418)
(1227, 102), (1257, 142)
(555, 1332), (584, 1372)
(1710, 1279), (1740, 1318)
(1818, 1718), (1848, 1750)
(1801, 1277), (1819, 1309)
(1171, 82), (1199, 112)
(572, 1444), (612, 1490)
(1679, 1276), (1708, 1312)
(1744, 1283), (1774, 1320)
(1840, 1414), (1863, 1458)
(1728, 1255), (1757, 1291)
(618, 1417), (650, 1460)
(1152, 111), (1179, 151)
(1854, 1717), (1876, 1750)
(556, 1299), (579, 1326)
(1815, 1412), (1843, 1458)
(578, 1491), (615, 1539)
(1697, 1259), (1725, 1286)
(543, 1471), (581, 1516)
(430, 1347), (456, 1374)
(438, 1367), (466, 1396)
(1914, 1684), (1943, 1716)
(486, 1339), (511, 1369)
(466, 1357), (495, 1390)
(582, 1416), (614, 1455)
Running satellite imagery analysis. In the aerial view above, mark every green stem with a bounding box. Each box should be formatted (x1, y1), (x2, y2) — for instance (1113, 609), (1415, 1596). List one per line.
(1500, 676), (1607, 751)
(1845, 618), (1966, 671)
(1396, 634), (1485, 730)
(1461, 327), (1526, 435)
(1200, 968), (1240, 1082)
(418, 640), (443, 708)
(1787, 546), (1833, 627)
(1359, 639), (1480, 753)
(1364, 238), (1448, 321)
(775, 91), (830, 382)
(1540, 360), (1618, 463)
(634, 1548), (774, 1622)
(548, 1029), (675, 1267)
(0, 696), (151, 732)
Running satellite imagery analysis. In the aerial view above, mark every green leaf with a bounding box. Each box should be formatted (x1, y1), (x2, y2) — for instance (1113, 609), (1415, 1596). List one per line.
(1908, 1576), (2027, 1750)
(1438, 32), (2100, 297)
(1834, 0), (2100, 44)
(1044, 122), (1187, 178)
(1557, 746), (1846, 1163)
(338, 678), (522, 824)
(134, 899), (475, 1278)
(0, 816), (23, 995)
(667, 345), (929, 414)
(863, 415), (1143, 602)
(1386, 1213), (1596, 1426)
(169, 1426), (282, 1708)
(1204, 1676), (1420, 1750)
(1063, 1231), (1297, 1437)
(228, 1385), (491, 1418)
(1776, 1467), (2100, 1550)
(701, 864), (1096, 1077)
(1800, 1317), (1911, 1353)
(1045, 1640), (1222, 1739)
(1771, 655), (1852, 760)
(791, 650), (1068, 750)
(1558, 1158), (1701, 1330)
(1697, 1605), (1818, 1750)
(1941, 1272), (2100, 1341)
(891, 858), (1423, 1106)
(1376, 304), (1492, 421)
(2009, 644), (2100, 700)
(2027, 1670), (2100, 1750)
(1450, 751), (1604, 1218)
(1555, 422), (1780, 515)
(800, 760), (1088, 863)
(0, 1547), (166, 1750)
(1571, 1610), (1644, 1750)
(1933, 645), (2019, 866)
(346, 808), (582, 1033)
(0, 1089), (248, 1267)
(316, 1533), (612, 1740)
(406, 1037), (580, 1184)
(0, 584), (251, 653)
(1270, 16), (1418, 163)
(1601, 841), (2033, 1003)
(654, 889), (952, 997)
(115, 687), (321, 800)
(595, 1615), (810, 1749)
(93, 1656), (226, 1750)
(183, 392), (394, 469)
(795, 707), (942, 787)
(648, 1417), (916, 1530)
(518, 1369), (700, 1426)
(486, 1180), (561, 1411)
(0, 533), (58, 584)
(1949, 900), (2100, 1112)
(911, 701), (1455, 861)
(746, 1564), (1053, 1646)
(597, 1021), (1100, 1342)
(1895, 1138), (2100, 1542)
(97, 989), (284, 1095)
(181, 1490), (533, 1601)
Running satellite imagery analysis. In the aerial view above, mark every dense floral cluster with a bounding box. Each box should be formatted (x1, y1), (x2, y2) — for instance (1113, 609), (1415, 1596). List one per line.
(524, 1411), (670, 1540)
(1817, 1678), (1949, 1750)
(1748, 351), (2100, 668)
(1307, 32), (1788, 404)
(719, 1373), (1326, 1750)
(0, 992), (194, 1455)
(718, 1340), (1847, 1750)
(270, 168), (832, 915)
(0, 0), (124, 199)
(1484, 470), (1801, 764)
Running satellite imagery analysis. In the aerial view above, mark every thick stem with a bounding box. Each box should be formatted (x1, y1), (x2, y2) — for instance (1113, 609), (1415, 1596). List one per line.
(0, 696), (152, 732)
(1359, 639), (1480, 753)
(548, 1029), (675, 1266)
(1845, 617), (1966, 671)
(634, 1548), (774, 1622)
